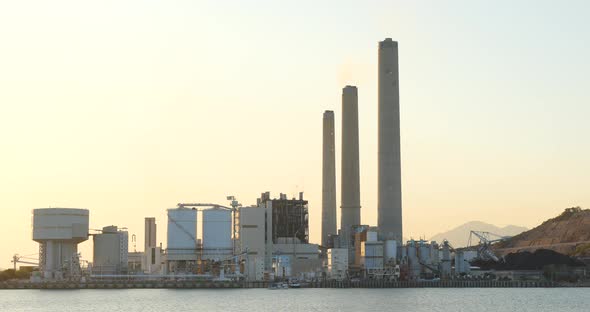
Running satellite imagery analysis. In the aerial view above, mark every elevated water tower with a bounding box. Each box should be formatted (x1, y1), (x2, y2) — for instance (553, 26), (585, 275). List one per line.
(32, 208), (89, 279)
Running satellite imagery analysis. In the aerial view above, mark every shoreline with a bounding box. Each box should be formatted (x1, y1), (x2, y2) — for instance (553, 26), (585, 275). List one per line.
(1, 280), (587, 289)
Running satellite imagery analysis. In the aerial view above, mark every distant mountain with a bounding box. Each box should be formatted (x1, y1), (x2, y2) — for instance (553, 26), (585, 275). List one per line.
(494, 207), (590, 257)
(430, 221), (527, 248)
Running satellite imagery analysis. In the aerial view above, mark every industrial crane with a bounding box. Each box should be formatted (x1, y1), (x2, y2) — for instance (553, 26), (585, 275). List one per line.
(467, 231), (511, 262)
(11, 254), (39, 271)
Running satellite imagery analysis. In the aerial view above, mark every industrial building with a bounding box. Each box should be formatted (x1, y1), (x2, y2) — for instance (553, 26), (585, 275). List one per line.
(258, 192), (309, 244)
(273, 239), (321, 280)
(236, 193), (321, 281)
(142, 217), (163, 274)
(145, 217), (157, 250)
(32, 208), (89, 279)
(238, 205), (268, 281)
(128, 251), (143, 273)
(360, 231), (384, 271)
(92, 225), (128, 275)
(327, 248), (348, 280)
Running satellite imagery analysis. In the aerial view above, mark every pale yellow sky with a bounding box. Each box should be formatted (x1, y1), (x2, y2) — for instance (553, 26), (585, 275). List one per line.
(1, 1), (589, 268)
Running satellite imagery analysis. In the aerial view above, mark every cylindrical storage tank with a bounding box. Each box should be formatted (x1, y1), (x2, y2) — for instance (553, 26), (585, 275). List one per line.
(384, 240), (397, 262)
(92, 226), (128, 275)
(167, 208), (198, 261)
(406, 240), (420, 278)
(430, 242), (440, 265)
(455, 251), (470, 274)
(93, 227), (121, 274)
(202, 207), (232, 261)
(441, 241), (451, 277)
(32, 208), (89, 279)
(419, 241), (431, 265)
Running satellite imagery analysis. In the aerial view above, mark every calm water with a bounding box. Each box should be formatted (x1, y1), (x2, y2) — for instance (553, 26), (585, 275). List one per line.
(1, 288), (588, 312)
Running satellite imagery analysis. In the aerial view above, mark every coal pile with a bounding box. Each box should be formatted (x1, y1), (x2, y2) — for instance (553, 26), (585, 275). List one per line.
(472, 249), (585, 270)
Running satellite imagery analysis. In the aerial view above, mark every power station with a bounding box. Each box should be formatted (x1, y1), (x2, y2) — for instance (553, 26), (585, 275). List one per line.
(11, 37), (550, 288)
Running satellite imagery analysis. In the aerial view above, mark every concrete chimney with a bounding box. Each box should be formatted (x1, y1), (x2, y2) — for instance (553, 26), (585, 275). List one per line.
(341, 86), (361, 237)
(378, 38), (403, 242)
(322, 110), (337, 247)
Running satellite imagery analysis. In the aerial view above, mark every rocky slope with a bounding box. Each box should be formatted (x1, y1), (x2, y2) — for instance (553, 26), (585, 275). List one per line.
(494, 207), (590, 257)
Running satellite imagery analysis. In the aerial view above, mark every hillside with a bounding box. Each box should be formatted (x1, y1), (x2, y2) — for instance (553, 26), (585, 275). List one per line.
(430, 221), (527, 248)
(494, 207), (590, 257)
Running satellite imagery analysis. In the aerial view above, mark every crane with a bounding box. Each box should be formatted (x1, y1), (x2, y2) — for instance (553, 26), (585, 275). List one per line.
(11, 254), (39, 271)
(467, 231), (511, 262)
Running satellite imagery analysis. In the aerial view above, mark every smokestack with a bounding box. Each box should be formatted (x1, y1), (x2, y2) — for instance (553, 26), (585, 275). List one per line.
(341, 86), (361, 237)
(322, 110), (337, 247)
(378, 38), (403, 242)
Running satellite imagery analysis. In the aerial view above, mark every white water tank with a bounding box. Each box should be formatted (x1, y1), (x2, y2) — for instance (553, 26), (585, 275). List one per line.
(167, 208), (198, 261)
(202, 207), (232, 261)
(32, 208), (89, 279)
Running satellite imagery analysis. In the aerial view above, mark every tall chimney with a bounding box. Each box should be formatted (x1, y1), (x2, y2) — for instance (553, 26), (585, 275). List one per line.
(378, 38), (403, 243)
(341, 86), (361, 237)
(322, 110), (337, 247)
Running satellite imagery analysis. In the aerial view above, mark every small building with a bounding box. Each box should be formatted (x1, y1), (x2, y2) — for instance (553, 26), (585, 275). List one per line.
(327, 248), (348, 280)
(128, 251), (143, 273)
(273, 240), (321, 280)
(239, 206), (269, 281)
(142, 246), (164, 274)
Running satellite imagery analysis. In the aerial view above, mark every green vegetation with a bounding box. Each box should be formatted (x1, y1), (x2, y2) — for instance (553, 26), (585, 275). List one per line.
(0, 267), (34, 281)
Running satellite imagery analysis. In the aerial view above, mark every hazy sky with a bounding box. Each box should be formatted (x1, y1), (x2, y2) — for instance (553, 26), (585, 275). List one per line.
(1, 0), (589, 269)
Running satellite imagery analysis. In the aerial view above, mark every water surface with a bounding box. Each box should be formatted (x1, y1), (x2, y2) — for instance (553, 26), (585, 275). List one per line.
(1, 288), (588, 312)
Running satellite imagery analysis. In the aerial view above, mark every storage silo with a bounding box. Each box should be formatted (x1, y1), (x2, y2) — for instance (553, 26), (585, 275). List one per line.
(32, 208), (89, 279)
(418, 241), (431, 265)
(167, 208), (198, 261)
(202, 207), (232, 261)
(406, 240), (420, 278)
(430, 241), (440, 266)
(440, 241), (452, 278)
(455, 250), (471, 274)
(384, 240), (397, 263)
(92, 226), (128, 275)
(418, 240), (432, 275)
